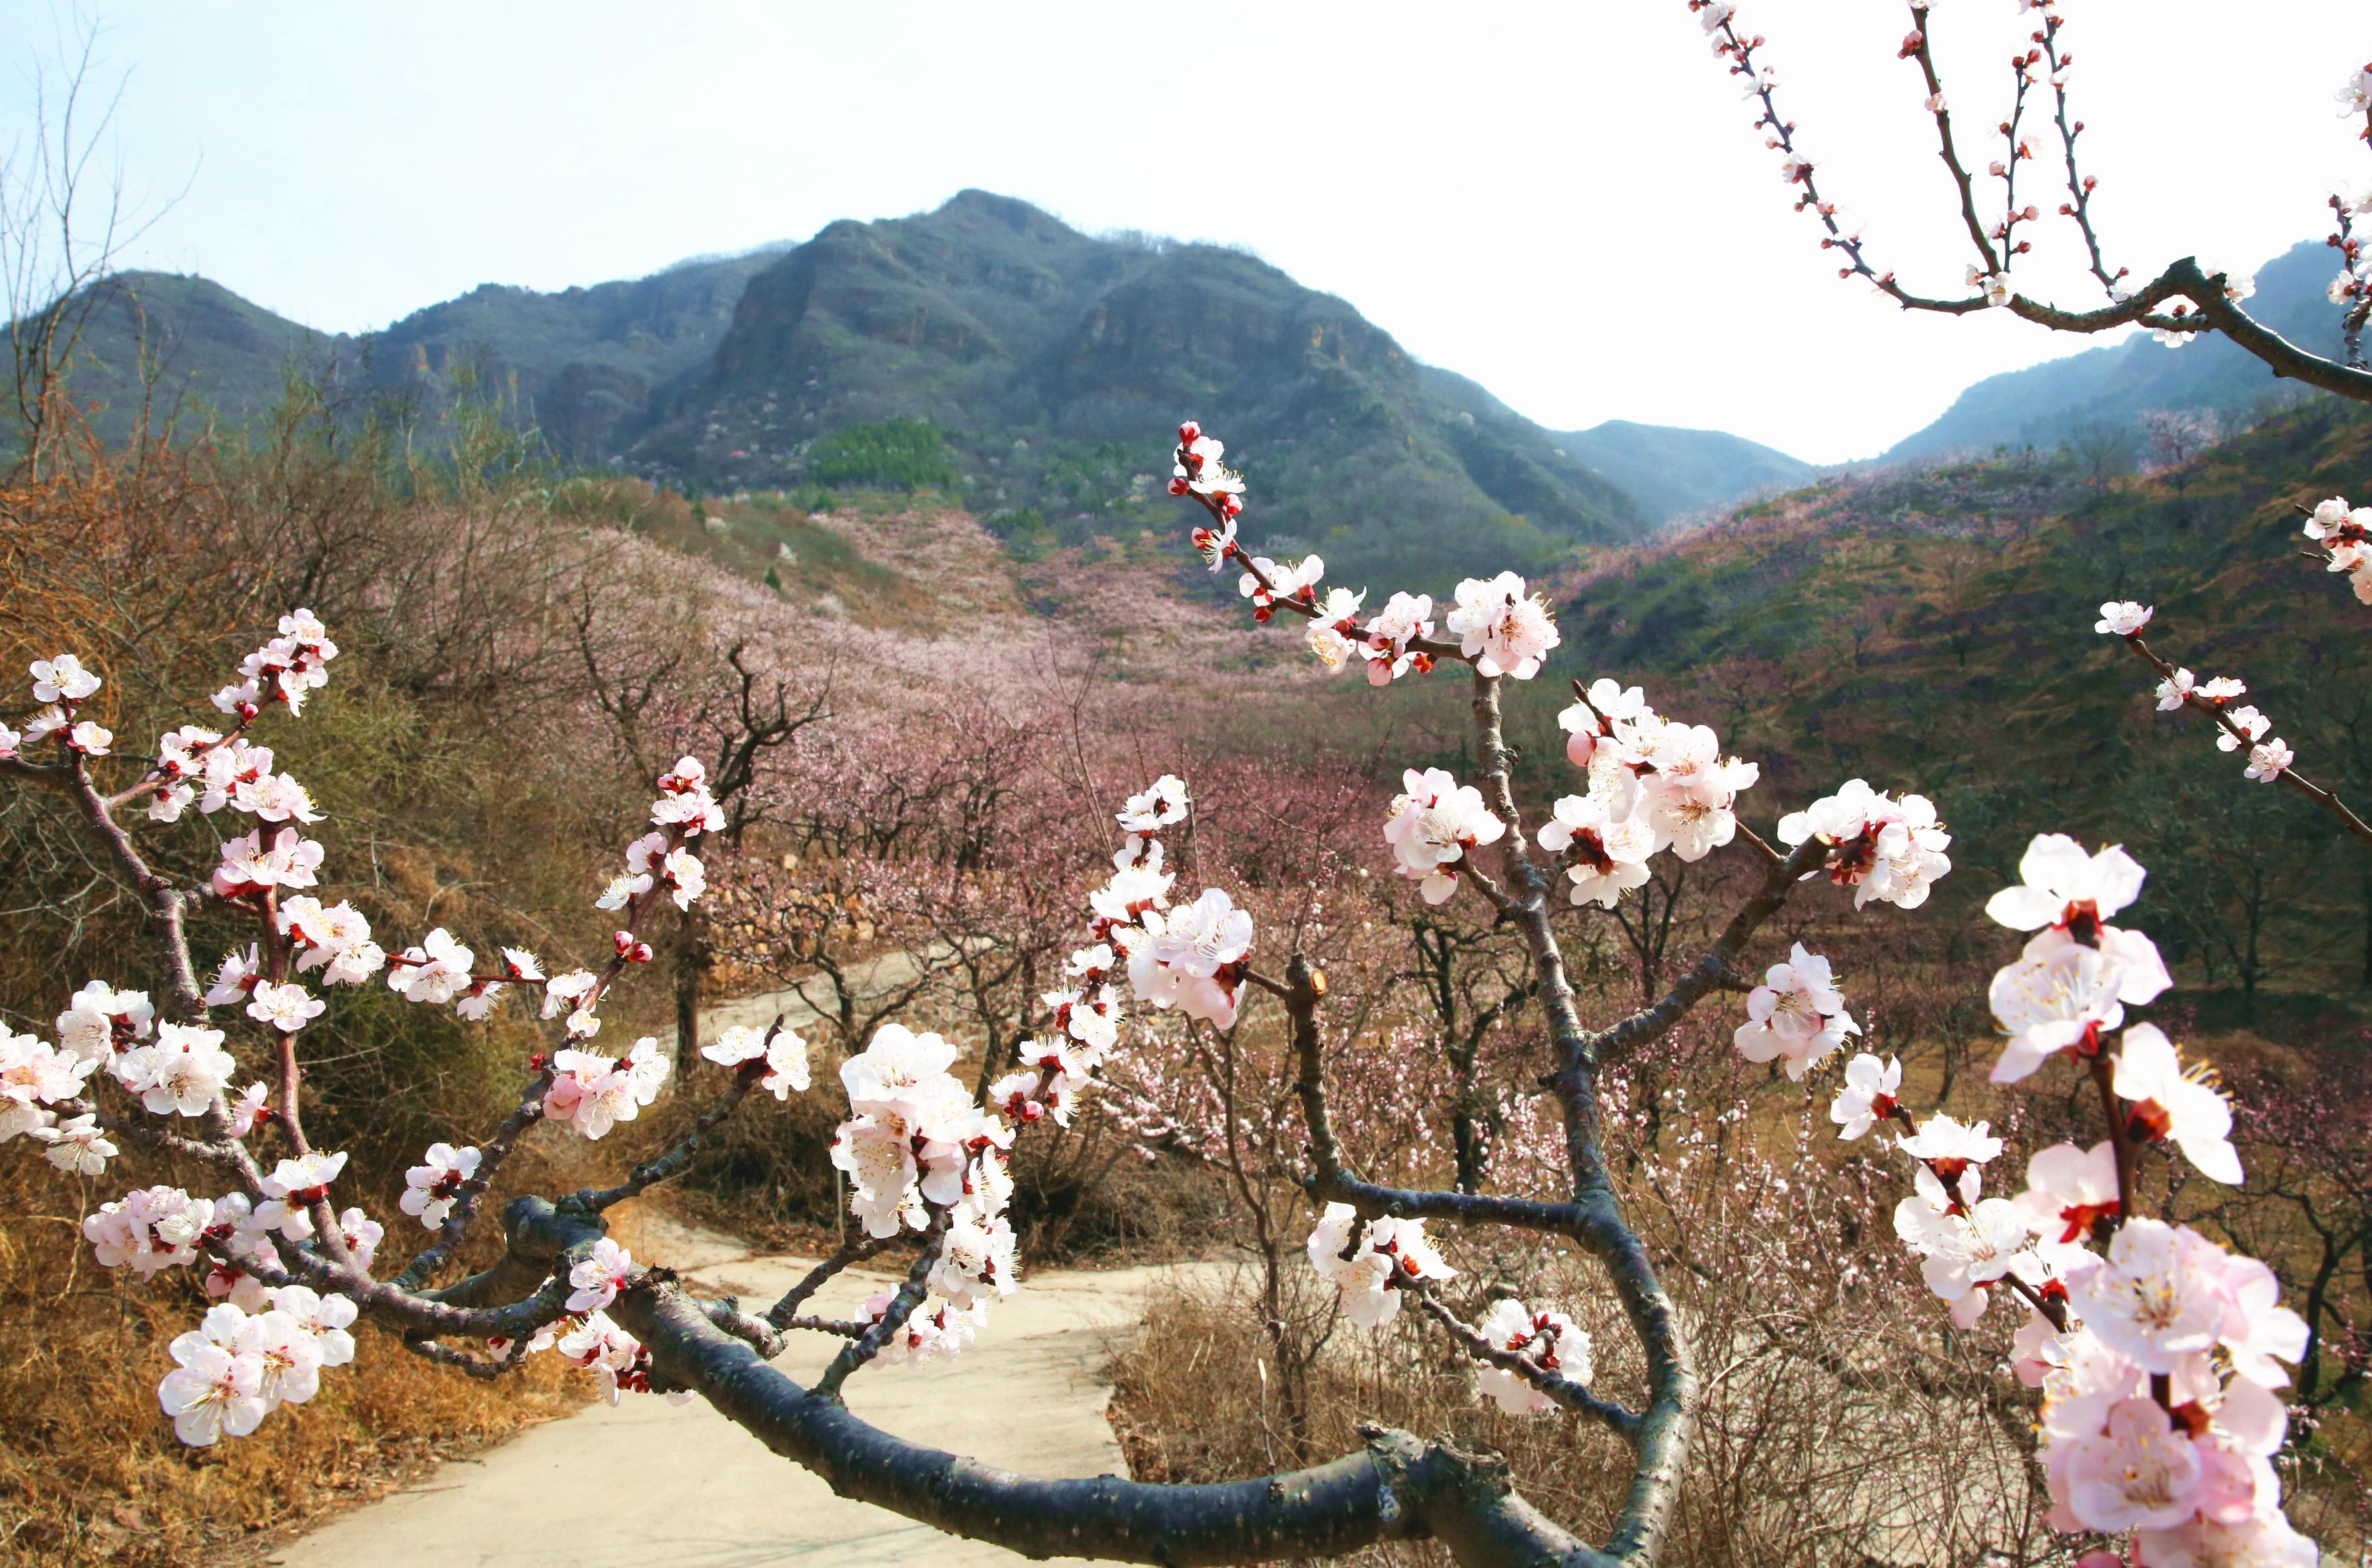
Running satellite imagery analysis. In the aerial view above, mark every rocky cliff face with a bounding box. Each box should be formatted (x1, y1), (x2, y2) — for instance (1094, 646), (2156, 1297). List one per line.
(630, 191), (1645, 581)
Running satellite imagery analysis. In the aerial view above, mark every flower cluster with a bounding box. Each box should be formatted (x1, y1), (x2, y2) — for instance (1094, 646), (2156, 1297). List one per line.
(2330, 212), (2370, 314)
(543, 1037), (671, 1139)
(17, 616), (729, 1437)
(1473, 1297), (1595, 1416)
(1443, 572), (1561, 679)
(0, 1025), (99, 1144)
(573, 756), (725, 1027)
(556, 1311), (668, 1405)
(2305, 495), (2372, 605)
(1732, 943), (1859, 1081)
(157, 1291), (358, 1446)
(1829, 834), (2313, 1561)
(830, 1023), (1020, 1348)
(1099, 775), (1256, 1033)
(1544, 677), (1759, 905)
(1172, 425), (1564, 692)
(1304, 1202), (1454, 1328)
(1168, 421), (1244, 514)
(700, 1020), (812, 1100)
(211, 609), (339, 720)
(2030, 1223), (2313, 1558)
(1983, 835), (2174, 1084)
(1384, 767), (1507, 905)
(77, 1171), (378, 1447)
(9, 652), (111, 759)
(1776, 779), (1951, 910)
(2130, 613), (2297, 787)
(109, 1021), (239, 1117)
(831, 1025), (1004, 1237)
(862, 1290), (986, 1367)
(399, 1142), (483, 1229)
(85, 1185), (217, 1275)
(1230, 551), (1320, 629)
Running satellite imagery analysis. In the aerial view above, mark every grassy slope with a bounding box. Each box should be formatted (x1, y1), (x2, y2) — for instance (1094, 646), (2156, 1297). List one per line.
(1534, 395), (2372, 1025)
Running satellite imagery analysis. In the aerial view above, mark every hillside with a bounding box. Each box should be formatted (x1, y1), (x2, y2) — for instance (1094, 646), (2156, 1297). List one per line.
(38, 271), (343, 445)
(1552, 415), (1817, 521)
(624, 190), (1648, 583)
(1883, 238), (2351, 461)
(369, 245), (793, 462)
(1535, 405), (2372, 1025)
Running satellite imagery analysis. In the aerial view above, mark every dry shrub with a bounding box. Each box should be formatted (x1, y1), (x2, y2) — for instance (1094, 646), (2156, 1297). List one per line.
(0, 421), (701, 1559)
(1107, 1204), (2049, 1568)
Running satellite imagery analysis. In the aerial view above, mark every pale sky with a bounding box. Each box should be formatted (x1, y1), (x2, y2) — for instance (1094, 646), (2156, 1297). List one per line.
(5, 1), (2367, 463)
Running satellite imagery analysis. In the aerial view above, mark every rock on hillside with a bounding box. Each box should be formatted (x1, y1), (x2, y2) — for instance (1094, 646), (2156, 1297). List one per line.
(369, 245), (793, 462)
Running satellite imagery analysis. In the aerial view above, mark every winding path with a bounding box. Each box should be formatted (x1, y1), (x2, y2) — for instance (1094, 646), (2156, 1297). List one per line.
(274, 961), (1197, 1567)
(273, 1215), (1198, 1567)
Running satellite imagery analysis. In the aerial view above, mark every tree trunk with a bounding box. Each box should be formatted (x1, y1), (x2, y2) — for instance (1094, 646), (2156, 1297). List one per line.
(675, 908), (710, 1080)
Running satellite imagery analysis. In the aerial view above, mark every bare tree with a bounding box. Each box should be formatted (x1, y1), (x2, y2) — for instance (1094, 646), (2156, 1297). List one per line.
(2, 15), (187, 477)
(1698, 4), (2372, 393)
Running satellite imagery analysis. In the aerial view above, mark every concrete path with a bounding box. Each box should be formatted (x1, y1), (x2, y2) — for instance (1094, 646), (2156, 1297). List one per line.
(273, 1221), (1200, 1567)
(694, 949), (932, 1053)
(275, 953), (1200, 1567)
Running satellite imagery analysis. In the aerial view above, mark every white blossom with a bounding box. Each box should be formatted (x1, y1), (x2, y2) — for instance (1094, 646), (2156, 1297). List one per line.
(2111, 1024), (2242, 1185)
(1444, 572), (1560, 679)
(399, 1142), (482, 1229)
(111, 1022), (237, 1117)
(544, 1037), (670, 1139)
(30, 653), (101, 705)
(1732, 943), (1859, 1081)
(702, 1022), (812, 1099)
(157, 1304), (271, 1446)
(2093, 600), (2153, 636)
(1382, 767), (1506, 905)
(1829, 1053), (1900, 1140)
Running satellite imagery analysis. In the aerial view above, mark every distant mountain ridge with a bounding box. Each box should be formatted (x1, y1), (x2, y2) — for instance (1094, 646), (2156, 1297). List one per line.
(33, 191), (1823, 581)
(1883, 239), (2349, 461)
(1552, 417), (1815, 521)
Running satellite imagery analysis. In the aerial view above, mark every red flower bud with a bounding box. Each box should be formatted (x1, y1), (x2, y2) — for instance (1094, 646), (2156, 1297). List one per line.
(1177, 420), (1200, 445)
(1168, 476), (1190, 496)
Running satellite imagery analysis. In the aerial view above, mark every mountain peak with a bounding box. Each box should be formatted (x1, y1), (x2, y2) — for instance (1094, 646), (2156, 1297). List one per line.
(932, 188), (1074, 237)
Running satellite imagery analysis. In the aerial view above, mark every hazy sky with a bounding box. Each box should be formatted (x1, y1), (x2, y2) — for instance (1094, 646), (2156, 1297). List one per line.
(6, 1), (2367, 463)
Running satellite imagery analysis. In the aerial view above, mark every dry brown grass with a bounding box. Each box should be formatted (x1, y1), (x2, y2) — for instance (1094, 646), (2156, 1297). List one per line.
(0, 1141), (599, 1567)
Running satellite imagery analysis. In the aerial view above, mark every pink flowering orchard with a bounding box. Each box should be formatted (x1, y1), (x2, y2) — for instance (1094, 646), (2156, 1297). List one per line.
(0, 388), (2353, 1563)
(5, 13), (2372, 1565)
